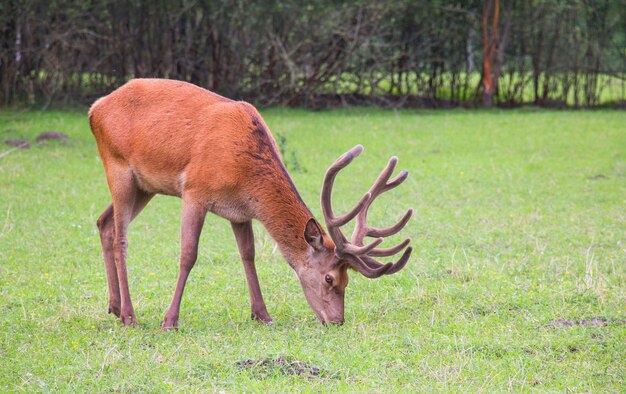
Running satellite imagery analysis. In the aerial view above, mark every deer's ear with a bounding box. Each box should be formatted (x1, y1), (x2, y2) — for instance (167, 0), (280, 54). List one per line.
(304, 218), (325, 251)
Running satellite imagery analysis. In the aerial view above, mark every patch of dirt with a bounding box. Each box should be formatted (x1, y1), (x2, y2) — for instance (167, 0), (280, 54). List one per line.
(3, 131), (70, 152)
(587, 174), (608, 180)
(237, 356), (330, 380)
(4, 139), (30, 148)
(549, 319), (574, 327)
(36, 131), (69, 142)
(567, 345), (579, 353)
(579, 318), (608, 327)
(548, 317), (625, 328)
(524, 348), (539, 355)
(139, 342), (155, 350)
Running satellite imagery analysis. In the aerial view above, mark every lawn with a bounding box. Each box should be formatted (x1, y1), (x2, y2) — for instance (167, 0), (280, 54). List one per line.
(0, 107), (625, 391)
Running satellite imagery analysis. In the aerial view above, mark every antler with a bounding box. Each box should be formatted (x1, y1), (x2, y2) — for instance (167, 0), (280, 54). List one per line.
(321, 145), (413, 278)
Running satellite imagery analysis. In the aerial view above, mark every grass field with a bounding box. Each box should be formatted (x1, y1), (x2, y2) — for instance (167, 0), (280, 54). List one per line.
(0, 107), (625, 392)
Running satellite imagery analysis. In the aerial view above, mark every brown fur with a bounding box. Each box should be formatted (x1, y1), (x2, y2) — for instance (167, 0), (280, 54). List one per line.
(90, 80), (314, 256)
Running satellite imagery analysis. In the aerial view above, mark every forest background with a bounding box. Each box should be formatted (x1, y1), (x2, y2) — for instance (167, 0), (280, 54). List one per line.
(1, 0), (625, 109)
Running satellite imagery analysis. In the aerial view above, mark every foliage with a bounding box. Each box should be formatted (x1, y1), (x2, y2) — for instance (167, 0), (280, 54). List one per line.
(276, 132), (306, 173)
(0, 0), (624, 108)
(1, 108), (625, 391)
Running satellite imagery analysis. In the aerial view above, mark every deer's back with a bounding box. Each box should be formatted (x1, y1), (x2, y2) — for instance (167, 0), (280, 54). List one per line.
(89, 79), (286, 208)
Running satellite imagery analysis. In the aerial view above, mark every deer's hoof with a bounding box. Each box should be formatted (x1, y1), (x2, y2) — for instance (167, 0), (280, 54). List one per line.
(119, 306), (138, 327)
(251, 312), (273, 325)
(108, 303), (121, 318)
(120, 317), (139, 328)
(161, 316), (179, 331)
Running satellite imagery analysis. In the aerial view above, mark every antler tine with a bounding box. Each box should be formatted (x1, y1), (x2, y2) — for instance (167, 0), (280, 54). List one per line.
(369, 156), (399, 197)
(342, 237), (384, 257)
(368, 158), (409, 197)
(347, 255), (394, 278)
(330, 192), (371, 228)
(367, 208), (413, 238)
(368, 237), (411, 257)
(379, 246), (412, 275)
(321, 145), (368, 250)
(321, 145), (364, 224)
(386, 169), (409, 190)
(348, 246), (412, 278)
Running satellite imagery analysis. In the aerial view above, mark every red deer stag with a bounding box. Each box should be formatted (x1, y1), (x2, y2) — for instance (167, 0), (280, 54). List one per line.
(89, 79), (413, 328)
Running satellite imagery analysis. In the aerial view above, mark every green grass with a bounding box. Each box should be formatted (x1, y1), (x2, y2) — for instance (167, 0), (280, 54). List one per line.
(0, 107), (625, 391)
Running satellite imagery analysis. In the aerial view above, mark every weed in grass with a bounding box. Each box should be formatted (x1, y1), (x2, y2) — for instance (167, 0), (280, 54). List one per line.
(276, 132), (307, 173)
(236, 356), (335, 380)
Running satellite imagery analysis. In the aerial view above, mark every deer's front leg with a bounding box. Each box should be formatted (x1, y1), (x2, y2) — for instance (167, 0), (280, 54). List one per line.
(162, 200), (206, 330)
(231, 221), (272, 324)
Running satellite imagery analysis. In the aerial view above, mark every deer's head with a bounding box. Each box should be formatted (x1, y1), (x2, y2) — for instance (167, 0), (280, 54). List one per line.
(297, 145), (413, 325)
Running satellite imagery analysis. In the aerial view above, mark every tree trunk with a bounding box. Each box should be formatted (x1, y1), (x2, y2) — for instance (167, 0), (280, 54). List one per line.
(481, 0), (499, 106)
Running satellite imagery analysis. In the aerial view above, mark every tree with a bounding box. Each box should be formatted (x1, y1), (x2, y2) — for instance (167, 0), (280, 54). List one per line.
(480, 0), (509, 106)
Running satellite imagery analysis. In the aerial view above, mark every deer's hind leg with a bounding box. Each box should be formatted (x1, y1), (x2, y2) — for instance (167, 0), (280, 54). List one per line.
(97, 163), (153, 325)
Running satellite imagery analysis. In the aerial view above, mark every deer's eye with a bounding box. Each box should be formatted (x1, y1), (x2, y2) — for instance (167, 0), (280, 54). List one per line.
(325, 274), (333, 284)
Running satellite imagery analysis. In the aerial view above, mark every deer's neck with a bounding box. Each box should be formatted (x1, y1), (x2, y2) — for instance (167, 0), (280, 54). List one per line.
(253, 179), (313, 267)
(238, 109), (314, 267)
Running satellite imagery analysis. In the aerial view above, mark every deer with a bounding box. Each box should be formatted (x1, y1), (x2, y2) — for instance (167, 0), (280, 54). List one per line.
(88, 78), (413, 329)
